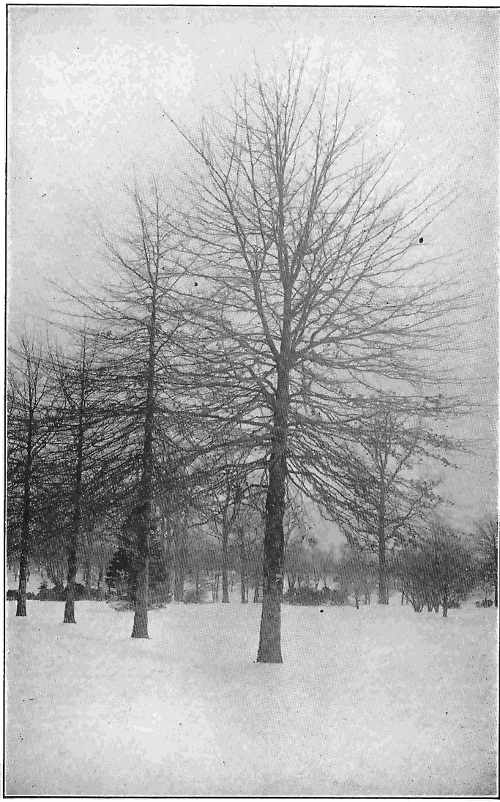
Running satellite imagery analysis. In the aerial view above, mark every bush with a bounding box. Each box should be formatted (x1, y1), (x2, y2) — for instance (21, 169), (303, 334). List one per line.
(283, 586), (347, 606)
(6, 589), (18, 601)
(183, 586), (210, 604)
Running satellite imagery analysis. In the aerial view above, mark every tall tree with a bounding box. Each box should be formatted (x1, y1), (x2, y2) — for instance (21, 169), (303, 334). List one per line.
(65, 179), (187, 638)
(51, 330), (104, 623)
(170, 59), (464, 661)
(7, 335), (55, 616)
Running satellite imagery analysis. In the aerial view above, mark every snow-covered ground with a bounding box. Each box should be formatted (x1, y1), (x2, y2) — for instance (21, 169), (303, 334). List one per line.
(5, 597), (498, 796)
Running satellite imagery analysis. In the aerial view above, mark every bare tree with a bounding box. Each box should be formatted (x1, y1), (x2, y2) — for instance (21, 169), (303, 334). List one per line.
(169, 58), (464, 662)
(474, 516), (498, 607)
(8, 335), (55, 616)
(345, 401), (458, 604)
(50, 330), (104, 623)
(62, 178), (187, 638)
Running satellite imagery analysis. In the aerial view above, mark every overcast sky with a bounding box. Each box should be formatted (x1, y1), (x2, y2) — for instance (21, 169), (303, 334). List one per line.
(7, 6), (498, 532)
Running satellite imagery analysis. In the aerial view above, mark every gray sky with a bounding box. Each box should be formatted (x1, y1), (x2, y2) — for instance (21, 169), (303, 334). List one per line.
(7, 6), (498, 531)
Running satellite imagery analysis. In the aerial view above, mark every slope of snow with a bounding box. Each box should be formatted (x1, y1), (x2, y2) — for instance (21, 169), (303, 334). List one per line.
(5, 598), (498, 796)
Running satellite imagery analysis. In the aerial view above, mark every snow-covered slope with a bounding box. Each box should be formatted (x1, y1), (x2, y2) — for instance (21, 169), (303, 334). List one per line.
(5, 599), (498, 796)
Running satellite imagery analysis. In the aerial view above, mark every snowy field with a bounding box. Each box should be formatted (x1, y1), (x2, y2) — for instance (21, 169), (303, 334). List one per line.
(5, 598), (498, 797)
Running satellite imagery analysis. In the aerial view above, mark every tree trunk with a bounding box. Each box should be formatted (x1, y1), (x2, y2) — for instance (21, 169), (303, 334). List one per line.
(97, 565), (105, 601)
(132, 540), (149, 637)
(16, 550), (28, 617)
(16, 398), (33, 618)
(238, 528), (247, 603)
(222, 523), (229, 603)
(84, 561), (92, 597)
(377, 483), (388, 604)
(195, 568), (200, 603)
(442, 586), (448, 618)
(64, 545), (78, 623)
(257, 401), (287, 662)
(64, 358), (85, 626)
(173, 522), (185, 602)
(132, 293), (158, 639)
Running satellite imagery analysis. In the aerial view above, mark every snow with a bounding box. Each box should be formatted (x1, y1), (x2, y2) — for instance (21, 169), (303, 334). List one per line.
(5, 597), (498, 796)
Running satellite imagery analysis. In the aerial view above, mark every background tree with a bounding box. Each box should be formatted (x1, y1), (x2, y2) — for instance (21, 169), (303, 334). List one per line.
(50, 330), (106, 623)
(394, 521), (474, 616)
(344, 402), (454, 604)
(7, 335), (56, 616)
(170, 58), (463, 661)
(473, 516), (498, 607)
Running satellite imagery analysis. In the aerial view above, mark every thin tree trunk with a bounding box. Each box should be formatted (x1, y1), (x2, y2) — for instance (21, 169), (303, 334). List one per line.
(442, 586), (448, 618)
(97, 565), (105, 601)
(377, 482), (388, 604)
(84, 561), (92, 597)
(64, 349), (86, 625)
(495, 582), (498, 609)
(173, 525), (185, 602)
(222, 522), (229, 603)
(238, 527), (248, 603)
(17, 394), (34, 618)
(132, 289), (158, 638)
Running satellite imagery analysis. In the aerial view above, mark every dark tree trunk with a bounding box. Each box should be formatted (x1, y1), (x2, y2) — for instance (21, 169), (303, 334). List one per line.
(97, 565), (105, 601)
(253, 581), (261, 603)
(222, 523), (229, 603)
(84, 561), (92, 597)
(173, 522), (185, 602)
(64, 353), (86, 626)
(238, 527), (247, 603)
(494, 582), (498, 608)
(211, 573), (220, 602)
(132, 529), (149, 637)
(132, 291), (159, 639)
(17, 392), (34, 618)
(64, 545), (78, 623)
(377, 483), (388, 604)
(442, 587), (448, 618)
(257, 379), (287, 663)
(16, 551), (28, 617)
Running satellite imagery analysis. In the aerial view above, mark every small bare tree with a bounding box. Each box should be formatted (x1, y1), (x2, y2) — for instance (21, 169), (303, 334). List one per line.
(474, 516), (498, 607)
(344, 401), (460, 604)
